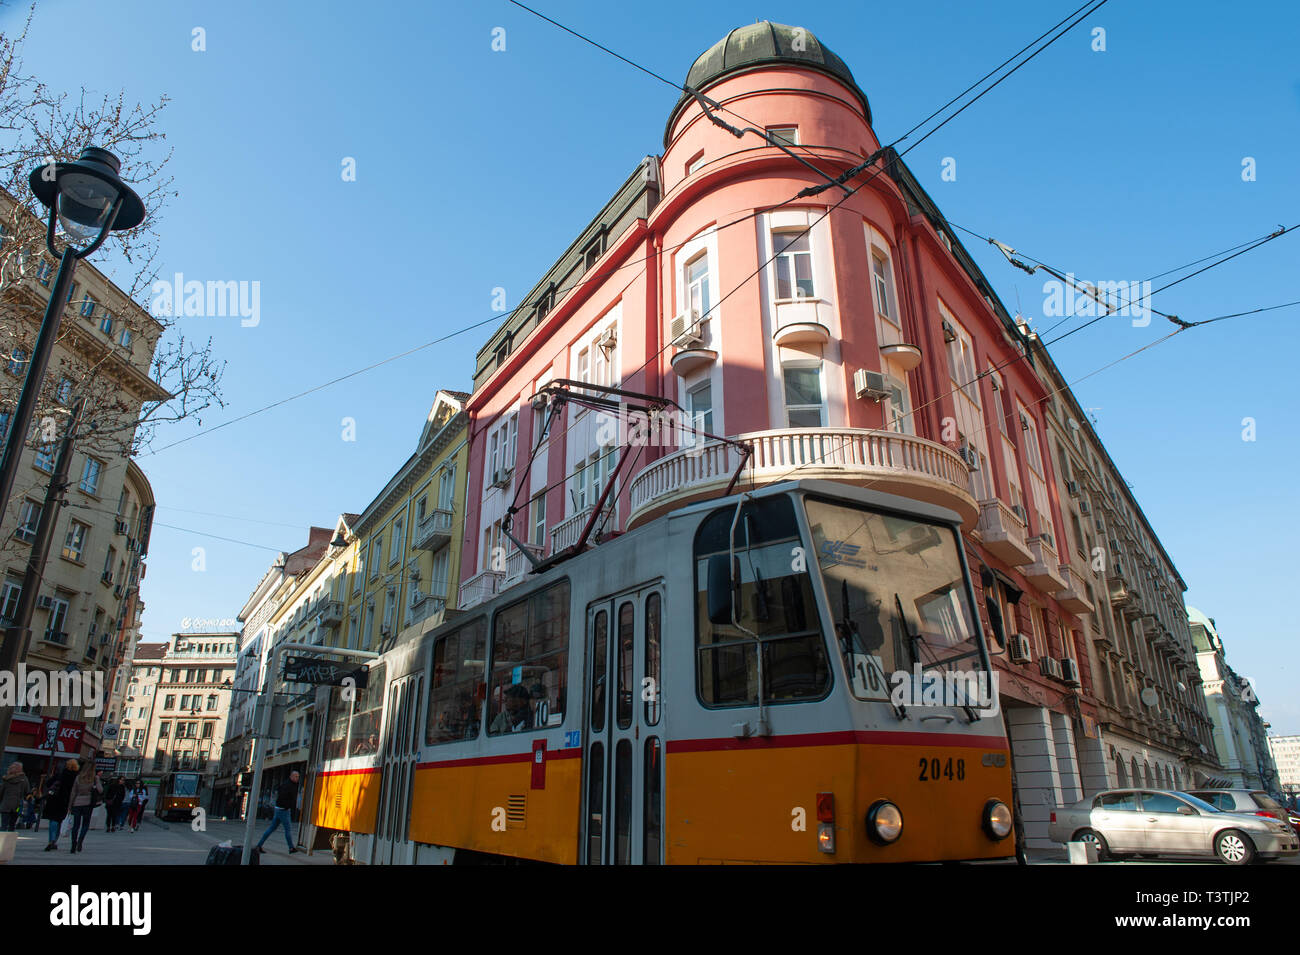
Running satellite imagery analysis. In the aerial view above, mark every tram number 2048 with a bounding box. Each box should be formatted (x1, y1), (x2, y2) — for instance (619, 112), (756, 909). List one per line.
(918, 757), (966, 782)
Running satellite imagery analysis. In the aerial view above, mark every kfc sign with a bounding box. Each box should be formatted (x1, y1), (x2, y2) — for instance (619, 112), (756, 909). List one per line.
(40, 718), (86, 752)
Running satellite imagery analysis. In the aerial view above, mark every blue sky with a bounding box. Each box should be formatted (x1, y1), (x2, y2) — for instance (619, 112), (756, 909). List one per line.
(5, 1), (1298, 732)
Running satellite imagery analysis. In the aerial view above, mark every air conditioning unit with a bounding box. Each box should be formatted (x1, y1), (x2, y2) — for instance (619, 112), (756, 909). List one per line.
(957, 446), (979, 470)
(1008, 634), (1031, 664)
(1061, 658), (1081, 686)
(1019, 414), (1030, 432)
(853, 369), (889, 401)
(670, 309), (702, 347)
(1010, 504), (1027, 523)
(114, 519), (128, 535)
(1039, 656), (1062, 680)
(1039, 530), (1055, 550)
(941, 320), (957, 343)
(1066, 480), (1080, 497)
(1079, 500), (1091, 516)
(597, 326), (618, 353)
(490, 467), (513, 489)
(36, 594), (53, 610)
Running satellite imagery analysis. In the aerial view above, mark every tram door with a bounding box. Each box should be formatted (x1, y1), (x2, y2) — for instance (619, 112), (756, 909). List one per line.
(372, 673), (423, 865)
(582, 584), (665, 865)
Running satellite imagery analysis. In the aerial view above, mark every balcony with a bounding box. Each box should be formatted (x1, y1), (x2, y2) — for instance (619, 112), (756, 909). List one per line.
(317, 599), (343, 627)
(551, 502), (615, 553)
(504, 544), (545, 588)
(1055, 562), (1095, 613)
(772, 319), (831, 348)
(408, 591), (447, 628)
(413, 508), (454, 551)
(670, 346), (717, 377)
(459, 570), (504, 610)
(975, 498), (1033, 566)
(627, 428), (977, 531)
(1022, 535), (1067, 592)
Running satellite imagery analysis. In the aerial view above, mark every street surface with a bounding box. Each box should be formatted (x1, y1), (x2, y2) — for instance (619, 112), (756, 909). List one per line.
(3, 816), (333, 866)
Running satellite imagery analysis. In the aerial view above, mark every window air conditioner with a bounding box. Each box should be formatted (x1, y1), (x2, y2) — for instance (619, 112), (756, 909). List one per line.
(36, 594), (53, 610)
(670, 309), (702, 348)
(1066, 480), (1080, 497)
(1009, 634), (1031, 664)
(941, 320), (957, 343)
(1061, 658), (1081, 686)
(853, 369), (889, 401)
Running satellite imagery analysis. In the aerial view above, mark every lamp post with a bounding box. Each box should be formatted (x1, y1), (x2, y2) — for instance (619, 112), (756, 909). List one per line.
(0, 147), (145, 521)
(0, 148), (144, 760)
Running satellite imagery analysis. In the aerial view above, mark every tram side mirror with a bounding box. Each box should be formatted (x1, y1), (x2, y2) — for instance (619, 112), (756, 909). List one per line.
(707, 554), (739, 625)
(980, 568), (1007, 650)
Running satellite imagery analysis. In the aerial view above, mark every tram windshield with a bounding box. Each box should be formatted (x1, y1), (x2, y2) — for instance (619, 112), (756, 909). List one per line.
(804, 498), (984, 704)
(170, 773), (200, 797)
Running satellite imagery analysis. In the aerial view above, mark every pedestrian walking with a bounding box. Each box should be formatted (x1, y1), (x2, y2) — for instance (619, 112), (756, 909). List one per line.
(104, 776), (126, 833)
(254, 771), (301, 855)
(19, 791), (37, 830)
(67, 761), (102, 853)
(41, 759), (77, 851)
(127, 781), (149, 831)
(1, 762), (30, 831)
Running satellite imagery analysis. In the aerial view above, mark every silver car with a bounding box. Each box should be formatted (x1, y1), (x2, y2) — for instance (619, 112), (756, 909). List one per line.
(1047, 788), (1299, 864)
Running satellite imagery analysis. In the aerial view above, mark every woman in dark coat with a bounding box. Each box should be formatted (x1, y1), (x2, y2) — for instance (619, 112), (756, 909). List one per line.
(41, 758), (77, 851)
(104, 776), (126, 833)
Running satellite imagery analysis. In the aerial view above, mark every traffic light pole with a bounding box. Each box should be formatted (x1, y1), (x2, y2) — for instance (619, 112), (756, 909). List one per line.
(0, 397), (86, 760)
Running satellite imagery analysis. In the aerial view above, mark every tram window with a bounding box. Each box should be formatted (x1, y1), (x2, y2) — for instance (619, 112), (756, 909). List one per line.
(591, 610), (608, 732)
(616, 602), (633, 729)
(643, 737), (662, 864)
(805, 498), (981, 703)
(614, 739), (632, 865)
(426, 618), (487, 745)
(324, 688), (350, 761)
(348, 664), (386, 756)
(693, 496), (829, 706)
(488, 579), (570, 735)
(587, 740), (604, 864)
(644, 594), (661, 725)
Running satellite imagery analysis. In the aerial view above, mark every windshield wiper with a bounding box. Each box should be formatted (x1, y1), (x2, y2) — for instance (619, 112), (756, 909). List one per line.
(894, 592), (979, 723)
(844, 580), (905, 720)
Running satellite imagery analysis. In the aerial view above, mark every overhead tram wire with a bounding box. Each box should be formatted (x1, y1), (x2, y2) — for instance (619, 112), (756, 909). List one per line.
(118, 0), (1103, 475)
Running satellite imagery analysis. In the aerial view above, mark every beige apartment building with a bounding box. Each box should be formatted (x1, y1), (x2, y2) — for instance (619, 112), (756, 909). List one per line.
(1, 191), (165, 769)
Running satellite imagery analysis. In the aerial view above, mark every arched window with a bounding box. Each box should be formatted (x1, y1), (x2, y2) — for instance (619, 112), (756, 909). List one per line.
(1115, 755), (1128, 787)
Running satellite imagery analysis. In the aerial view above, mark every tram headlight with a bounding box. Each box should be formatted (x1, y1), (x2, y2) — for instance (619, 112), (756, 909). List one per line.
(866, 800), (903, 845)
(983, 799), (1013, 840)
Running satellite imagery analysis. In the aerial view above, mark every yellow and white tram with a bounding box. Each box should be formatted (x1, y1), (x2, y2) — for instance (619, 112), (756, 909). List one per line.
(311, 480), (1016, 864)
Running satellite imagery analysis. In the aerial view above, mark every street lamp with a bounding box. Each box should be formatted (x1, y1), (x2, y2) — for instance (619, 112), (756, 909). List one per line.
(0, 146), (144, 530)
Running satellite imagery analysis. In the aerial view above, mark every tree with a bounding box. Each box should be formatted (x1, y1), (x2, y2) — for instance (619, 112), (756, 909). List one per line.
(0, 5), (225, 572)
(0, 5), (225, 465)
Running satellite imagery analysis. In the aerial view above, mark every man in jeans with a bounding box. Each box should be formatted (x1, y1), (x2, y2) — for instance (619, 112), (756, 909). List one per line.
(255, 770), (300, 855)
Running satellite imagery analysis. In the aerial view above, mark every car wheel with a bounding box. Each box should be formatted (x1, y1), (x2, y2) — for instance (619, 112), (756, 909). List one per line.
(1214, 829), (1255, 865)
(1074, 828), (1111, 861)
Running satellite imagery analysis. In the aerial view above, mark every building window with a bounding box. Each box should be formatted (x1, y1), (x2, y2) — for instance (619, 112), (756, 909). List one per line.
(1, 577), (22, 621)
(766, 125), (798, 145)
(389, 519), (403, 565)
(582, 232), (606, 272)
(61, 521), (89, 562)
(773, 231), (814, 300)
(36, 259), (53, 287)
(99, 313), (114, 336)
(79, 456), (103, 495)
(438, 466), (456, 510)
(207, 694), (217, 711)
(6, 348), (27, 376)
(871, 251), (897, 325)
(782, 362), (824, 427)
(79, 297), (97, 318)
(33, 442), (54, 472)
(369, 539), (381, 579)
(687, 380), (713, 445)
(120, 328), (133, 349)
(429, 546), (450, 598)
(685, 150), (705, 176)
(684, 252), (710, 320)
(45, 595), (70, 641)
(56, 377), (74, 404)
(884, 375), (912, 434)
(530, 492), (547, 547)
(165, 694), (175, 709)
(16, 500), (40, 543)
(159, 722), (170, 738)
(0, 408), (10, 443)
